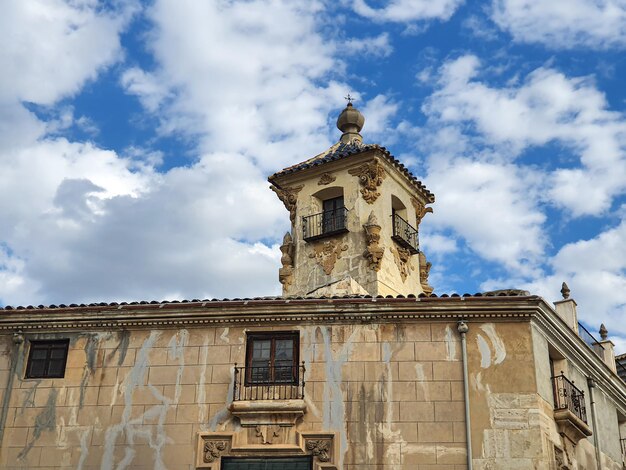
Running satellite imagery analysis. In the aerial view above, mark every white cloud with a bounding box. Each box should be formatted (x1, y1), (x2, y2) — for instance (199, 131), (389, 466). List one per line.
(423, 55), (626, 216)
(120, 67), (172, 113)
(487, 220), (626, 351)
(0, 151), (286, 305)
(352, 0), (463, 23)
(425, 156), (546, 275)
(420, 232), (458, 255)
(0, 0), (136, 105)
(344, 33), (393, 58)
(361, 95), (400, 137)
(0, 0), (351, 305)
(121, 0), (344, 172)
(492, 0), (626, 49)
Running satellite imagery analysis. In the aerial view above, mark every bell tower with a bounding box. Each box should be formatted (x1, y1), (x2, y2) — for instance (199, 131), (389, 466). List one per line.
(269, 101), (435, 297)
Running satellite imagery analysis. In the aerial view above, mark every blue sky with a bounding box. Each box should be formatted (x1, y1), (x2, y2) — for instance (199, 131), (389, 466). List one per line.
(1, 0), (626, 352)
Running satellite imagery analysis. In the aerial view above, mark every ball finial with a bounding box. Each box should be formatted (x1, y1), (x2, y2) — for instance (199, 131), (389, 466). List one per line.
(337, 94), (365, 143)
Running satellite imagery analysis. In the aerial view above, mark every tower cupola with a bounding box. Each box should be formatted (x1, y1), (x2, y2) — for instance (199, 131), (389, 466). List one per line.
(269, 101), (435, 297)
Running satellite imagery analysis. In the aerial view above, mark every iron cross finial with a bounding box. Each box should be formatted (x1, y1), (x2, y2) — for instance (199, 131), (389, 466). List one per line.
(344, 93), (354, 104)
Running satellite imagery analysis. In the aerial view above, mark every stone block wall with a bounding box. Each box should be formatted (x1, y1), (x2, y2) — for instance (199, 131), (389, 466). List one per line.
(3, 315), (621, 469)
(0, 321), (468, 469)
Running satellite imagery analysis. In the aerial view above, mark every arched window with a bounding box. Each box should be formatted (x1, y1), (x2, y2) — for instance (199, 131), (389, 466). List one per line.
(303, 187), (348, 241)
(391, 195), (418, 253)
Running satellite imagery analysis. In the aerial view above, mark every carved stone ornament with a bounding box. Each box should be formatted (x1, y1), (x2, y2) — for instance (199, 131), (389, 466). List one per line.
(255, 425), (281, 445)
(278, 232), (295, 287)
(270, 184), (303, 224)
(419, 251), (434, 295)
(305, 439), (332, 462)
(196, 431), (338, 470)
(309, 239), (348, 275)
(411, 197), (433, 224)
(363, 211), (384, 271)
(317, 172), (336, 185)
(554, 446), (570, 470)
(392, 246), (413, 281)
(203, 440), (227, 463)
(561, 281), (570, 299)
(348, 158), (386, 204)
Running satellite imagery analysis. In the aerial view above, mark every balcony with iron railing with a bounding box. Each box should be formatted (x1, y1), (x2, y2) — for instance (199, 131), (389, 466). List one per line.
(302, 207), (348, 242)
(552, 373), (587, 423)
(233, 364), (306, 401)
(552, 372), (592, 443)
(229, 363), (307, 426)
(391, 213), (419, 254)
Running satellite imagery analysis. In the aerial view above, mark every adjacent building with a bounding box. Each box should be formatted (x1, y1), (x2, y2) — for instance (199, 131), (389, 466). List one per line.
(0, 103), (625, 470)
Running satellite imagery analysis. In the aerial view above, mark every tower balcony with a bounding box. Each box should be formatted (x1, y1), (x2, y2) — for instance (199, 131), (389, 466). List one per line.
(302, 207), (348, 242)
(392, 213), (419, 254)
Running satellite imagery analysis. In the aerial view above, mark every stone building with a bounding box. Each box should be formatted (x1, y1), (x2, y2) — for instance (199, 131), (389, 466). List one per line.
(0, 103), (625, 470)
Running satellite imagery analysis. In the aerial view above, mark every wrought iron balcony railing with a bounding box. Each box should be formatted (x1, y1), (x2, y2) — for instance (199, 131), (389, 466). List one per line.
(233, 363), (306, 401)
(392, 213), (419, 254)
(578, 322), (605, 359)
(302, 207), (348, 241)
(552, 373), (588, 424)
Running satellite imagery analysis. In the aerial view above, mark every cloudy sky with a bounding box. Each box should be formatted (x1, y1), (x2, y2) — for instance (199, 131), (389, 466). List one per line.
(2, 0), (625, 352)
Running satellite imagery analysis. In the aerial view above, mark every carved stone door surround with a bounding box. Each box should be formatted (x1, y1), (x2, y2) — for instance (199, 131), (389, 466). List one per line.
(196, 431), (338, 470)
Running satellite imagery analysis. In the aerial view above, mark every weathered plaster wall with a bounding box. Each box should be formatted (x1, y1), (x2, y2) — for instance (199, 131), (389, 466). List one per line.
(0, 321), (467, 469)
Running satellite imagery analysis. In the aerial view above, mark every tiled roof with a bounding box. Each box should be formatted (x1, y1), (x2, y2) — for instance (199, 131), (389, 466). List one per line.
(268, 141), (435, 203)
(0, 291), (535, 311)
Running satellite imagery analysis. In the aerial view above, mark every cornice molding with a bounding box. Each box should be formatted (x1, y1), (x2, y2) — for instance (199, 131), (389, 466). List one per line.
(0, 296), (541, 332)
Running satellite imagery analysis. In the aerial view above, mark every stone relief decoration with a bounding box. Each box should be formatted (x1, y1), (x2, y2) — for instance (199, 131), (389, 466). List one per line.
(203, 440), (228, 463)
(411, 197), (434, 224)
(554, 446), (570, 470)
(317, 172), (336, 185)
(279, 232), (295, 288)
(348, 158), (386, 204)
(271, 184), (304, 224)
(305, 439), (332, 462)
(419, 251), (434, 295)
(255, 425), (281, 444)
(196, 431), (338, 470)
(391, 246), (413, 281)
(309, 239), (348, 275)
(363, 211), (384, 271)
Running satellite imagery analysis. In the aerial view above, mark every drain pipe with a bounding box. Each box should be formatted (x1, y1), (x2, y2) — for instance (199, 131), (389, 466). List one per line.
(0, 332), (24, 452)
(587, 378), (602, 470)
(458, 320), (473, 470)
